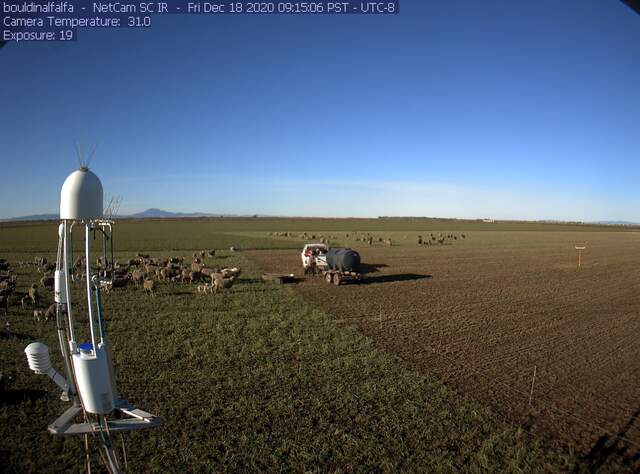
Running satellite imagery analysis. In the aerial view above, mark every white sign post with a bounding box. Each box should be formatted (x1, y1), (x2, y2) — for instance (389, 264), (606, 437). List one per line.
(575, 243), (587, 268)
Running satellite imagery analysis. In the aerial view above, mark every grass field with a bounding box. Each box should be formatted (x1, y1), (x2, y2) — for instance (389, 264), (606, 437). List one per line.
(250, 229), (640, 468)
(1, 218), (637, 472)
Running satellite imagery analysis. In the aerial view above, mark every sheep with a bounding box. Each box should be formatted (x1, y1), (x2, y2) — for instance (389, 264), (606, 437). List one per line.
(131, 270), (146, 286)
(180, 269), (192, 284)
(145, 264), (159, 275)
(213, 275), (236, 291)
(159, 267), (179, 282)
(200, 268), (220, 278)
(40, 276), (55, 290)
(220, 267), (241, 279)
(143, 278), (156, 296)
(197, 283), (213, 294)
(44, 303), (56, 321)
(191, 262), (203, 273)
(28, 284), (40, 306)
(210, 268), (239, 285)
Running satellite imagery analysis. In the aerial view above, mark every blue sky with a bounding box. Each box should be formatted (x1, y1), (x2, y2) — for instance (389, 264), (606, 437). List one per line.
(1, 1), (639, 221)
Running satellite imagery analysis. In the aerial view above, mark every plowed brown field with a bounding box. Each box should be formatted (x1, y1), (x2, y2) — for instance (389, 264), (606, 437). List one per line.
(247, 231), (640, 463)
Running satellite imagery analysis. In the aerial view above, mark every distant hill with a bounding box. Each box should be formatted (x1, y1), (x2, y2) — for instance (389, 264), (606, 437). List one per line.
(126, 208), (216, 219)
(3, 213), (59, 222)
(2, 208), (266, 222)
(593, 220), (640, 226)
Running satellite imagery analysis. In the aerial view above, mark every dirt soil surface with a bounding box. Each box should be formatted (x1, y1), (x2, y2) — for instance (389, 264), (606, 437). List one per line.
(247, 231), (640, 465)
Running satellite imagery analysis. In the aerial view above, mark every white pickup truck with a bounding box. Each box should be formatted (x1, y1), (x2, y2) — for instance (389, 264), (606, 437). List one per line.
(301, 243), (328, 274)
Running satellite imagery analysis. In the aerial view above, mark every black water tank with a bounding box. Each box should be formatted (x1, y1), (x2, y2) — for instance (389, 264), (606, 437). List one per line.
(326, 248), (360, 272)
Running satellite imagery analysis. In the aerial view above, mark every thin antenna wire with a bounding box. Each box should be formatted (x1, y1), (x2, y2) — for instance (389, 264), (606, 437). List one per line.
(74, 141), (97, 171)
(113, 196), (122, 218)
(74, 141), (86, 170)
(86, 143), (97, 168)
(104, 195), (123, 220)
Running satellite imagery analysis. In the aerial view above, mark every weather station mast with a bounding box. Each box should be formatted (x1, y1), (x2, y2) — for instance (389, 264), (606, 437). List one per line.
(23, 164), (160, 473)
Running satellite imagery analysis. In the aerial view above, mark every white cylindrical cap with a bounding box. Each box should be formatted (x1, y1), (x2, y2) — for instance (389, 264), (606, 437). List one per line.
(25, 342), (52, 374)
(60, 168), (103, 220)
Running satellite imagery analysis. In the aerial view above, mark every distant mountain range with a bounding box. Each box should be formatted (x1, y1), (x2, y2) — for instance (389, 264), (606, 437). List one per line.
(4, 213), (59, 222)
(127, 208), (217, 218)
(1, 209), (266, 222)
(593, 220), (640, 226)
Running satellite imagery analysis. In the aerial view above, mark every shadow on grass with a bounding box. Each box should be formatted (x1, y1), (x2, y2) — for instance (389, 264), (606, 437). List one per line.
(170, 291), (196, 296)
(359, 263), (389, 274)
(361, 273), (432, 284)
(0, 328), (34, 341)
(238, 278), (264, 285)
(577, 407), (640, 473)
(0, 389), (48, 406)
(229, 286), (282, 293)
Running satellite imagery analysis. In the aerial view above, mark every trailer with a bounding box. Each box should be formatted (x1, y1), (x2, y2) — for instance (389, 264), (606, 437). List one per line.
(301, 244), (362, 285)
(321, 269), (362, 286)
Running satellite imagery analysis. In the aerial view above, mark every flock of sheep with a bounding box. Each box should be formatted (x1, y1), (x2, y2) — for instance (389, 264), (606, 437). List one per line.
(417, 233), (466, 246)
(270, 231), (466, 247)
(0, 257), (56, 322)
(98, 250), (241, 296)
(270, 231), (396, 246)
(0, 250), (241, 325)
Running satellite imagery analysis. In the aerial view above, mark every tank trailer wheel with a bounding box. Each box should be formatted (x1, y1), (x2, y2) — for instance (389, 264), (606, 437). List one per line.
(324, 272), (333, 284)
(332, 273), (341, 286)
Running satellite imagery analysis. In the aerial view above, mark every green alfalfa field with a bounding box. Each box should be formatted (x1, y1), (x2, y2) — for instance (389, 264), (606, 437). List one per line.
(1, 217), (637, 472)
